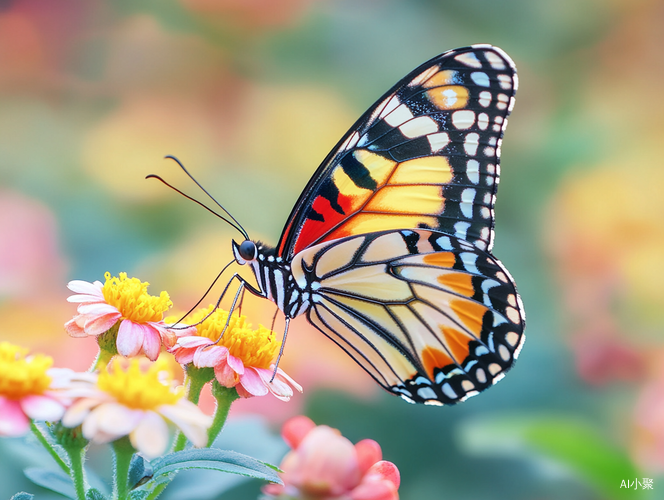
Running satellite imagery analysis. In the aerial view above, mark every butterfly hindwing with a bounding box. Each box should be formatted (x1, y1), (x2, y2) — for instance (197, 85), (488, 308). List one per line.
(277, 45), (518, 260)
(289, 229), (525, 405)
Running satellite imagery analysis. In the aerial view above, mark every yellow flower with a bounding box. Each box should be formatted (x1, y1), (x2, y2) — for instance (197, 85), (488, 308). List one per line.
(170, 306), (301, 401)
(62, 358), (211, 458)
(0, 342), (72, 436)
(65, 273), (178, 361)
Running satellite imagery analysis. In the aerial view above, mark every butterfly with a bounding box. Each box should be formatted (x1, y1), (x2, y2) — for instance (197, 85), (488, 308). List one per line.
(217, 45), (524, 406)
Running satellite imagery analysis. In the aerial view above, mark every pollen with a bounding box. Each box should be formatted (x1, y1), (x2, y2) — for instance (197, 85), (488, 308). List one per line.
(102, 272), (172, 323)
(189, 306), (281, 369)
(0, 342), (53, 400)
(97, 358), (182, 410)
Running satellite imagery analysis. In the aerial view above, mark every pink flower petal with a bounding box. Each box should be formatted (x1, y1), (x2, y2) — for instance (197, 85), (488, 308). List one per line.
(142, 325), (162, 361)
(77, 302), (119, 316)
(21, 395), (66, 422)
(62, 397), (101, 427)
(0, 398), (30, 437)
(281, 415), (316, 449)
(355, 439), (382, 476)
(272, 366), (303, 393)
(176, 336), (214, 348)
(194, 345), (228, 368)
(214, 361), (238, 387)
(350, 461), (400, 500)
(238, 367), (269, 398)
(226, 354), (245, 375)
(64, 318), (87, 338)
(170, 345), (197, 365)
(117, 319), (145, 357)
(84, 312), (121, 336)
(150, 322), (177, 349)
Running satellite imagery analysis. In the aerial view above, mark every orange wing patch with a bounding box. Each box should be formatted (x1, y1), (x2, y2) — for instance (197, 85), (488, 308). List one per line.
(422, 346), (454, 379)
(440, 326), (473, 363)
(437, 272), (474, 297)
(450, 299), (487, 335)
(426, 85), (469, 110)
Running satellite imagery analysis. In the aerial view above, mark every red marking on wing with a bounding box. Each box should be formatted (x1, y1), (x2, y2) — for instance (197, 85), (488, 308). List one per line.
(293, 192), (362, 255)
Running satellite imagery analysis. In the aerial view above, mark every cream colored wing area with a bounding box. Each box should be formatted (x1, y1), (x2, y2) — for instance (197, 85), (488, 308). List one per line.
(308, 298), (419, 389)
(321, 264), (412, 301)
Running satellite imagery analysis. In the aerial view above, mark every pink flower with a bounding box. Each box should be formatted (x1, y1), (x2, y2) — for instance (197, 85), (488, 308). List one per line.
(0, 342), (78, 437)
(170, 306), (301, 401)
(263, 416), (400, 500)
(65, 273), (185, 361)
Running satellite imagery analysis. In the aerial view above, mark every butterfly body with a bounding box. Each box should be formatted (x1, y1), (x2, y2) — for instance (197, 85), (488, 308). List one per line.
(232, 45), (525, 405)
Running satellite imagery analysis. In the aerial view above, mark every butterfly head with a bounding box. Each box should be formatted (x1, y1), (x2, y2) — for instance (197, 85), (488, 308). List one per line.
(232, 239), (258, 265)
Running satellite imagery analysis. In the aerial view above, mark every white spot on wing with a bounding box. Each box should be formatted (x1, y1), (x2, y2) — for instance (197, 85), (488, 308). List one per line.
(497, 74), (512, 89)
(471, 72), (490, 87)
(378, 95), (400, 120)
(464, 133), (479, 156)
(399, 115), (437, 138)
(460, 252), (480, 274)
(454, 221), (471, 240)
(478, 113), (489, 130)
(436, 235), (453, 250)
(478, 91), (492, 107)
(417, 387), (437, 400)
(427, 132), (449, 152)
(460, 188), (476, 218)
(455, 52), (482, 68)
(466, 159), (480, 184)
(484, 51), (506, 69)
(452, 110), (475, 130)
(496, 93), (509, 110)
(384, 104), (414, 127)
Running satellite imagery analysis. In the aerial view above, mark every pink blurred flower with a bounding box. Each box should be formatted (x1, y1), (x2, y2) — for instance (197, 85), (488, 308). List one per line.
(263, 416), (400, 500)
(0, 342), (77, 436)
(65, 273), (184, 361)
(171, 306), (301, 401)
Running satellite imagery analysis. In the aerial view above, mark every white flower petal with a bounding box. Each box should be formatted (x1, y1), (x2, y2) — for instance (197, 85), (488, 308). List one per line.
(130, 411), (169, 459)
(67, 280), (104, 297)
(62, 397), (101, 427)
(159, 401), (211, 448)
(95, 402), (143, 436)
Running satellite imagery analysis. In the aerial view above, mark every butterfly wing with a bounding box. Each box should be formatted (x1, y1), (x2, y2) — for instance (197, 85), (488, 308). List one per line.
(290, 229), (525, 405)
(276, 44), (517, 260)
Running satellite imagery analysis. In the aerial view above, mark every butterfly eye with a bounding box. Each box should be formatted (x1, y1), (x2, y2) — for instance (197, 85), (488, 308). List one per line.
(238, 240), (257, 261)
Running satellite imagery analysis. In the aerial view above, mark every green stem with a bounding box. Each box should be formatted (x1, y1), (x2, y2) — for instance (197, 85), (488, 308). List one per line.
(112, 437), (135, 500)
(30, 422), (70, 474)
(67, 447), (87, 500)
(173, 366), (213, 452)
(207, 383), (239, 447)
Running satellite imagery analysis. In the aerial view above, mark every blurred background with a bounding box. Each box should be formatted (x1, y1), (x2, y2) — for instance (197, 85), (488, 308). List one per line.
(1, 0), (663, 498)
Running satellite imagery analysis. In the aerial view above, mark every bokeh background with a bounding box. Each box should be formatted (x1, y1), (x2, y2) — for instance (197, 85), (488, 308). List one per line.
(1, 0), (663, 498)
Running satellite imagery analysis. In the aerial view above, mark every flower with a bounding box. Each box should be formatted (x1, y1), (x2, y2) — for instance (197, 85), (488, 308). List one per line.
(263, 415), (400, 500)
(0, 342), (73, 436)
(170, 305), (301, 401)
(61, 357), (211, 458)
(65, 272), (183, 361)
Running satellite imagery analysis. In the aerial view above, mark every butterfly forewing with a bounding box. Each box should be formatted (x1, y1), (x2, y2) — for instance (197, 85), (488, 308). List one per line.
(277, 45), (518, 260)
(289, 229), (525, 405)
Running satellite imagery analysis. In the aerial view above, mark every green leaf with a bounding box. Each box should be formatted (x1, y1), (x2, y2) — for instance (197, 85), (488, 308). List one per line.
(129, 454), (152, 489)
(459, 414), (644, 500)
(85, 488), (108, 500)
(128, 491), (150, 500)
(10, 493), (35, 500)
(149, 449), (282, 485)
(24, 467), (75, 499)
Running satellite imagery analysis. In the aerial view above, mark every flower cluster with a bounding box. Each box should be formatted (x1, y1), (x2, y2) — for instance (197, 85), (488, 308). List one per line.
(264, 415), (400, 500)
(0, 272), (400, 500)
(171, 305), (301, 401)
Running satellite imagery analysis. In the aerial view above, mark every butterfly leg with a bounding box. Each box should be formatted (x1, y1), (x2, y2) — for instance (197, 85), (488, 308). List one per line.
(270, 316), (290, 382)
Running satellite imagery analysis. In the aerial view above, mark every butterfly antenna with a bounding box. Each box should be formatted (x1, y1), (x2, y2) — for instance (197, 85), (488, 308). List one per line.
(164, 155), (249, 240)
(146, 174), (246, 238)
(169, 258), (236, 328)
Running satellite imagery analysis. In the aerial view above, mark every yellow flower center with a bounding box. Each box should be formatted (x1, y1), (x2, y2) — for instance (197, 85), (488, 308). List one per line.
(0, 342), (53, 400)
(97, 358), (183, 410)
(188, 306), (281, 369)
(102, 272), (172, 323)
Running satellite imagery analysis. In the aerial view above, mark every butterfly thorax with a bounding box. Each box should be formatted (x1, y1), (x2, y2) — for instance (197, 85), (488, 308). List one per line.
(232, 240), (310, 318)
